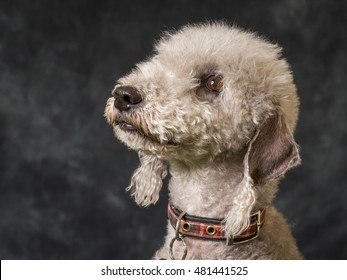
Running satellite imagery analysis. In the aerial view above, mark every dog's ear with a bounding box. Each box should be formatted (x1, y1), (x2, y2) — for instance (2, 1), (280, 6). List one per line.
(126, 151), (168, 207)
(224, 113), (300, 236)
(248, 113), (301, 185)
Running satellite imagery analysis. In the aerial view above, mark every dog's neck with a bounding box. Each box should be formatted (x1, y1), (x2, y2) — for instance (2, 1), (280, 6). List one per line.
(168, 152), (244, 219)
(167, 152), (276, 220)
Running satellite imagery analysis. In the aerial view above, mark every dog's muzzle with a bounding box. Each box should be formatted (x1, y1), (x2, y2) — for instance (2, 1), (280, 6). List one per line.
(111, 85), (145, 132)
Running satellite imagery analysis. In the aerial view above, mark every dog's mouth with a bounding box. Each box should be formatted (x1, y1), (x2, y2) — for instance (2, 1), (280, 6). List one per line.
(115, 119), (177, 146)
(118, 121), (137, 132)
(116, 119), (145, 136)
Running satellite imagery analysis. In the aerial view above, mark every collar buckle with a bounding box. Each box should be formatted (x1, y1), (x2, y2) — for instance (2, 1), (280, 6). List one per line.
(226, 210), (262, 246)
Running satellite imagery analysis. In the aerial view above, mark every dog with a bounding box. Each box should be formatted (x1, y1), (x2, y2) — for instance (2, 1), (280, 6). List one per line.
(105, 22), (302, 259)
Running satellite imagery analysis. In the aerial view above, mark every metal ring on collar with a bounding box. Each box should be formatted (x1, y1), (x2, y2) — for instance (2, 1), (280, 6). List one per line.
(169, 236), (187, 260)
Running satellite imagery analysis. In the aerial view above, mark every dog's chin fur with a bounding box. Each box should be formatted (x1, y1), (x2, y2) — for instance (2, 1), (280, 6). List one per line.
(114, 125), (168, 153)
(105, 97), (169, 154)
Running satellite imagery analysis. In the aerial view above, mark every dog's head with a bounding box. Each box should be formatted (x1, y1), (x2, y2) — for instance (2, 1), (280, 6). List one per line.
(105, 23), (300, 210)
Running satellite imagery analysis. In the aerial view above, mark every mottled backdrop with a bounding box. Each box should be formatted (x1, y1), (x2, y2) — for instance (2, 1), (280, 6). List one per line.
(1, 0), (346, 259)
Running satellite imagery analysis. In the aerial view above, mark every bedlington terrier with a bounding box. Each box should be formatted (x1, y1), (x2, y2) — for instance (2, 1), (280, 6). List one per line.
(105, 22), (302, 259)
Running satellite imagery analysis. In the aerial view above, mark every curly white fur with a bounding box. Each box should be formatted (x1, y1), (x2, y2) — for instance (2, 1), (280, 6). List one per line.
(127, 151), (168, 207)
(223, 131), (257, 236)
(105, 22), (302, 259)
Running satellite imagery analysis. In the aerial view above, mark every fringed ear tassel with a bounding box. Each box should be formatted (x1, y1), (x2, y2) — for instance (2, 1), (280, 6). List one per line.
(223, 131), (257, 236)
(127, 151), (168, 207)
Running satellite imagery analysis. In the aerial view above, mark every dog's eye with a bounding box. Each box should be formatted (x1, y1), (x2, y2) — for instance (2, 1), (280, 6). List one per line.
(204, 75), (223, 92)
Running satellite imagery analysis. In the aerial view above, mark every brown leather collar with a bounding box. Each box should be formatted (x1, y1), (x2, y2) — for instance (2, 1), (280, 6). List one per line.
(168, 203), (266, 245)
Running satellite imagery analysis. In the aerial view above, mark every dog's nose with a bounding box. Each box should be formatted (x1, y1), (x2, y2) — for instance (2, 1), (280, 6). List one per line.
(112, 86), (142, 111)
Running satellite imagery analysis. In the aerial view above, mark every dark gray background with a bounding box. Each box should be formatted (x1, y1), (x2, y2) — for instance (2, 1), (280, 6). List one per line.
(1, 0), (346, 259)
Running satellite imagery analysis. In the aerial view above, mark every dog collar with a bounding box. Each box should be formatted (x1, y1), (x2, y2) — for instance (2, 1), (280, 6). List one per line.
(168, 203), (266, 246)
